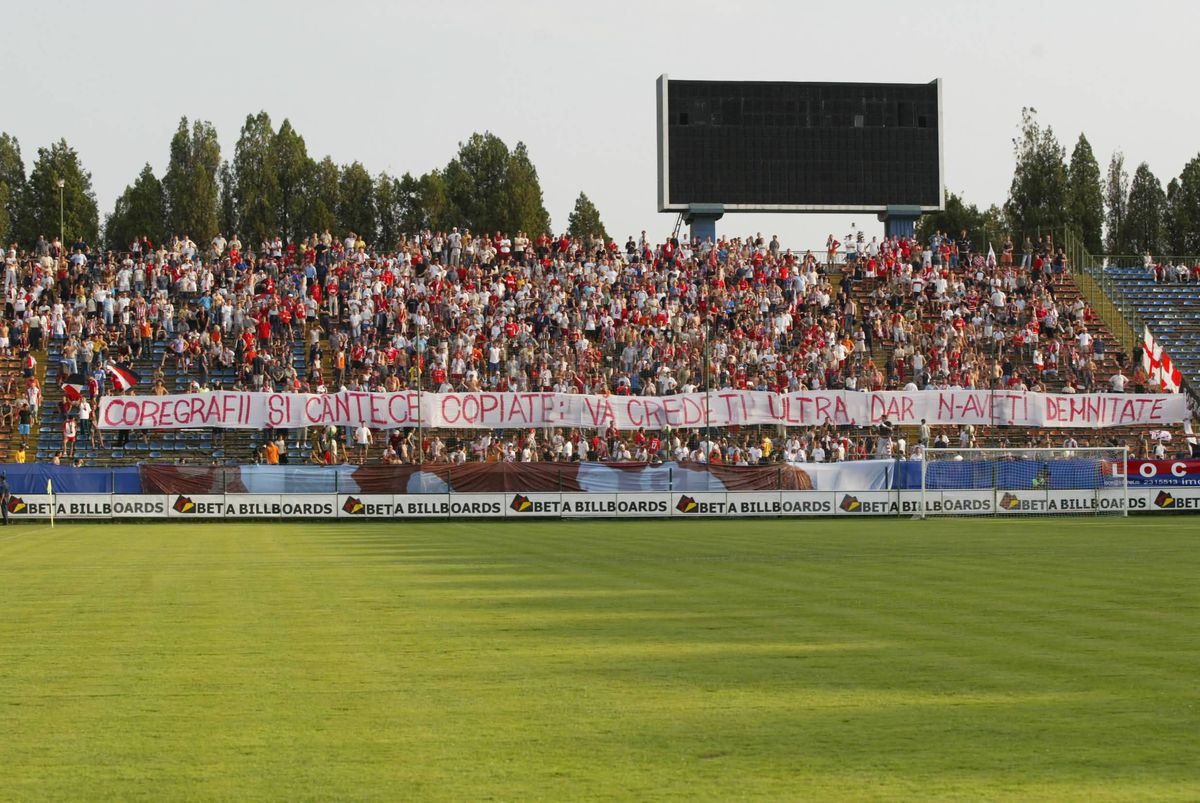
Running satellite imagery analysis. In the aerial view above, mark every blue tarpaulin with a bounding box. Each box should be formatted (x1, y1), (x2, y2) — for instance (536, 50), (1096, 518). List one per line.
(0, 465), (142, 494)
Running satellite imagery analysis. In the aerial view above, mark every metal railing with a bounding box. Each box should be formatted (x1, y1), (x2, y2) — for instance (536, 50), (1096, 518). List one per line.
(1057, 229), (1200, 408)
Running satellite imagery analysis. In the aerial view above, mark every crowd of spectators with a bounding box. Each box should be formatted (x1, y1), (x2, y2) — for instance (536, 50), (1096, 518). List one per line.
(0, 222), (1182, 466)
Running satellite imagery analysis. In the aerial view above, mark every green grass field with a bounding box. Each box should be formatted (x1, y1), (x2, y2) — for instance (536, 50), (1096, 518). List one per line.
(1, 518), (1199, 801)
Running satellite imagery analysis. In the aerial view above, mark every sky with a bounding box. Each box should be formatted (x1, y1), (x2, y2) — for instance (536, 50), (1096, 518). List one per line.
(5, 0), (1199, 251)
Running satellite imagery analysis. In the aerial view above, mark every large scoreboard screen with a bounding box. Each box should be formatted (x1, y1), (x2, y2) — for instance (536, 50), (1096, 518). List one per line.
(657, 75), (943, 213)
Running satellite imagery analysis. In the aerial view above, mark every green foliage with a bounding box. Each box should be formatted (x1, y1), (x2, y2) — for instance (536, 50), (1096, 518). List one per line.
(300, 156), (340, 238)
(914, 191), (1008, 251)
(163, 118), (221, 243)
(444, 132), (512, 234)
(374, 173), (403, 249)
(566, 191), (607, 243)
(505, 142), (551, 236)
(232, 112), (279, 244)
(1124, 162), (1166, 255)
(916, 190), (985, 243)
(441, 133), (550, 236)
(104, 163), (166, 251)
(218, 160), (237, 237)
(337, 162), (376, 243)
(1165, 156), (1200, 256)
(1104, 151), (1129, 254)
(22, 139), (99, 247)
(0, 133), (25, 247)
(1004, 108), (1069, 239)
(271, 120), (310, 243)
(1066, 134), (1104, 254)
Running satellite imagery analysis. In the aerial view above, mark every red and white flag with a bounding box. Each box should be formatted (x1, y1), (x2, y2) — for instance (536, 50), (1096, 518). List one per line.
(104, 363), (141, 392)
(1142, 326), (1182, 393)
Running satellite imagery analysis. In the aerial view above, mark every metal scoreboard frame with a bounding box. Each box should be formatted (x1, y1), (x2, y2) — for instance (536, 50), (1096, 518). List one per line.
(656, 74), (945, 216)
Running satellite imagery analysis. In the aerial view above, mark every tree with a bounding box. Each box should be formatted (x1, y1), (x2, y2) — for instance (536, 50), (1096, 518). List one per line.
(104, 163), (166, 251)
(1066, 134), (1104, 254)
(394, 170), (456, 234)
(1004, 108), (1069, 240)
(338, 162), (376, 243)
(505, 142), (551, 236)
(1124, 162), (1166, 256)
(915, 189), (986, 244)
(1165, 156), (1200, 256)
(299, 156), (340, 237)
(218, 160), (237, 236)
(566, 192), (607, 243)
(271, 119), (310, 243)
(163, 118), (221, 244)
(375, 172), (403, 249)
(0, 133), (25, 248)
(21, 139), (99, 248)
(1104, 151), (1129, 254)
(443, 132), (513, 234)
(232, 112), (279, 245)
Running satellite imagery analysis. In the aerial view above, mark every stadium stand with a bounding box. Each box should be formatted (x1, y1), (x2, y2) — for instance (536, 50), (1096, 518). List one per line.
(1103, 263), (1200, 389)
(3, 228), (1190, 467)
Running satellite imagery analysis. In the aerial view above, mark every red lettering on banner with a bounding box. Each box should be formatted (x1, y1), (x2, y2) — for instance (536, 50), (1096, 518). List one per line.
(961, 393), (984, 419)
(440, 395), (461, 425)
(222, 393), (242, 425)
(189, 396), (205, 425)
(815, 395), (831, 422)
(266, 394), (287, 428)
(642, 398), (664, 428)
(625, 398), (645, 428)
(141, 400), (160, 428)
(937, 392), (954, 421)
(390, 394), (413, 425)
(368, 395), (387, 426)
(93, 389), (1184, 431)
(122, 401), (140, 427)
(660, 396), (681, 427)
(583, 397), (615, 427)
(408, 393), (421, 425)
(462, 394), (480, 424)
(833, 396), (848, 423)
(480, 394), (499, 421)
(509, 395), (529, 424)
(304, 395), (325, 425)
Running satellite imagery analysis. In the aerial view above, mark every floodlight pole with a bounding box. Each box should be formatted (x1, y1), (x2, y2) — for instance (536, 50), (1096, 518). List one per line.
(704, 318), (714, 452)
(417, 321), (423, 466)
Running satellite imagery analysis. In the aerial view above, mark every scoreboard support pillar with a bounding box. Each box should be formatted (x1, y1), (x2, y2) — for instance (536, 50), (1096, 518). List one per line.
(879, 205), (922, 240)
(685, 203), (724, 245)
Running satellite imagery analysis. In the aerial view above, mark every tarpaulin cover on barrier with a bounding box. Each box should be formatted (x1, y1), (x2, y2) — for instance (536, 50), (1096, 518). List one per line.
(138, 460), (895, 495)
(0, 465), (142, 494)
(892, 458), (1125, 490)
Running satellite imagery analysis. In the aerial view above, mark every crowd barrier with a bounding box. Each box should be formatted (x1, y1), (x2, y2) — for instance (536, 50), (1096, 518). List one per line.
(5, 457), (1184, 496)
(3, 487), (1196, 520)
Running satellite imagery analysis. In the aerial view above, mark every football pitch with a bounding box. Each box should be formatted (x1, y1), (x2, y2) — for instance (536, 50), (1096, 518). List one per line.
(1, 518), (1198, 801)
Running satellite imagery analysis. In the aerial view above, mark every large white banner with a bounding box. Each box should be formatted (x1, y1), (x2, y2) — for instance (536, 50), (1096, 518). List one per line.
(96, 389), (1187, 431)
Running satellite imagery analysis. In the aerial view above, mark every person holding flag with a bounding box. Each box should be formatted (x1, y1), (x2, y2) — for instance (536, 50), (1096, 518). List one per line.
(1142, 326), (1183, 393)
(104, 362), (140, 393)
